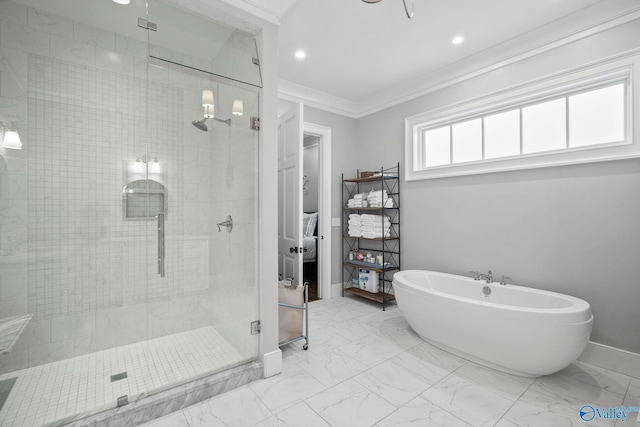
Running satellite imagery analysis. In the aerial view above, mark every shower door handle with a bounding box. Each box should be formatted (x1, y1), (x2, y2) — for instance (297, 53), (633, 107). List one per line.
(157, 213), (165, 277)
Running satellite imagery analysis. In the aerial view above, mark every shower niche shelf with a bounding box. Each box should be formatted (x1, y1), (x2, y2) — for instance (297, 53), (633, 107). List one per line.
(122, 179), (168, 220)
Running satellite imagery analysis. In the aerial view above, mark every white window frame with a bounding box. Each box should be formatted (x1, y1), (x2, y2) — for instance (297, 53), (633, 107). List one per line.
(405, 59), (637, 181)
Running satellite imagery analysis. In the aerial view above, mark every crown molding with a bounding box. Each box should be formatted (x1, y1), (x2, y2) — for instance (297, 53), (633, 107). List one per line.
(278, 79), (360, 118)
(278, 1), (640, 119)
(219, 0), (297, 25)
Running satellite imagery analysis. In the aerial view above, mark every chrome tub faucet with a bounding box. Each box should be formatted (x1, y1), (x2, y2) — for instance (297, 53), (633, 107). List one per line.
(470, 270), (493, 283)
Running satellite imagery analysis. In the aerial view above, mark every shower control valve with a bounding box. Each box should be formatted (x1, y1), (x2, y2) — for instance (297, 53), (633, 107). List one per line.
(217, 215), (233, 233)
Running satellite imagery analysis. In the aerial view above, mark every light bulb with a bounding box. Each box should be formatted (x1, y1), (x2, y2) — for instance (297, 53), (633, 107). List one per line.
(151, 158), (160, 174)
(203, 105), (215, 119)
(2, 130), (22, 150)
(134, 157), (143, 173)
(232, 99), (243, 116)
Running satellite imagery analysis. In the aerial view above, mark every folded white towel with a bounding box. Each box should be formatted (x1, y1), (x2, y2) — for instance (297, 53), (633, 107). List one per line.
(361, 227), (390, 234)
(349, 214), (361, 220)
(359, 221), (391, 228)
(362, 231), (390, 239)
(360, 214), (389, 221)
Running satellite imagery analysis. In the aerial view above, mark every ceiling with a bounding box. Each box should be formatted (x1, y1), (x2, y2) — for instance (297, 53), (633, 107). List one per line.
(276, 0), (629, 115)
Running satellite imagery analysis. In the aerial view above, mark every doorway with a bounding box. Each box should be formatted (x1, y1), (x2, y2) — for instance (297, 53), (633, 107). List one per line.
(302, 123), (332, 302)
(302, 135), (320, 300)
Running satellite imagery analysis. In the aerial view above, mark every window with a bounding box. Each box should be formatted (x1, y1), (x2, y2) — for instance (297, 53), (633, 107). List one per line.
(405, 65), (636, 181)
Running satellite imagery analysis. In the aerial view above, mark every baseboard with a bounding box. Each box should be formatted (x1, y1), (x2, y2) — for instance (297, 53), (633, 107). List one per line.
(263, 349), (282, 378)
(331, 283), (342, 298)
(578, 341), (640, 380)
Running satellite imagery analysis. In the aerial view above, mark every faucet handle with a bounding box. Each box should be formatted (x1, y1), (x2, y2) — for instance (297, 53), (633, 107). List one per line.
(469, 270), (480, 280)
(500, 275), (512, 285)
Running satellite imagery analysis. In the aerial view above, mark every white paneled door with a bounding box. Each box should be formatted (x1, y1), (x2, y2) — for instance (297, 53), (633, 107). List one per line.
(278, 104), (303, 285)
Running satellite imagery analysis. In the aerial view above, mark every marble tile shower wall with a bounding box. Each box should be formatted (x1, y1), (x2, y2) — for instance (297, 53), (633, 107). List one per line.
(0, 1), (259, 375)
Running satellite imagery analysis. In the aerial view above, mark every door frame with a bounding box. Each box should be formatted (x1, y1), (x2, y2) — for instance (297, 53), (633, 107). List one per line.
(303, 122), (332, 300)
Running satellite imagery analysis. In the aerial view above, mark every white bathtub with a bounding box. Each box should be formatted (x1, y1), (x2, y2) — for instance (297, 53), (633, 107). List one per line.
(392, 270), (593, 377)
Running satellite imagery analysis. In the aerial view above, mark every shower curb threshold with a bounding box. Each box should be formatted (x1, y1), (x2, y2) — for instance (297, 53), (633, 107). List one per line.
(59, 360), (264, 427)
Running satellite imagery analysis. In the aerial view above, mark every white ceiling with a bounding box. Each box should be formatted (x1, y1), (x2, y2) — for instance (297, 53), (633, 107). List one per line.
(276, 0), (634, 115)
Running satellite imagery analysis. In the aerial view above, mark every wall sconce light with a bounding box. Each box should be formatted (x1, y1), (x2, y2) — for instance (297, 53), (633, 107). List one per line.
(192, 89), (240, 130)
(0, 122), (22, 150)
(133, 156), (161, 174)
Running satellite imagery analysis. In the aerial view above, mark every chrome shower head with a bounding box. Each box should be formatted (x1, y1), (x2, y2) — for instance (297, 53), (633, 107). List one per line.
(192, 118), (208, 132)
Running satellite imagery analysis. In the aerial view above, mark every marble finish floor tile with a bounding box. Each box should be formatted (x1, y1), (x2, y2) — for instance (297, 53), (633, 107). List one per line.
(252, 402), (330, 427)
(306, 379), (396, 427)
(354, 359), (433, 407)
(454, 362), (535, 401)
(421, 372), (518, 427)
(182, 386), (271, 427)
(338, 334), (404, 368)
(502, 389), (618, 427)
(391, 341), (466, 384)
(297, 348), (368, 388)
(376, 396), (472, 427)
(248, 365), (326, 414)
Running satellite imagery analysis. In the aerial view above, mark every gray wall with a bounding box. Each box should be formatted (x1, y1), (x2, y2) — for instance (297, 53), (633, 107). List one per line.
(349, 20), (640, 353)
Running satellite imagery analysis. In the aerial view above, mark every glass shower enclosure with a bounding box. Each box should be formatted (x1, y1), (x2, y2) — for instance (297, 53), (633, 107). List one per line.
(0, 0), (261, 425)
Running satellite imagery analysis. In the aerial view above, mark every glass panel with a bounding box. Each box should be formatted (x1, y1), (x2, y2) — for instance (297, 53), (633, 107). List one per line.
(423, 126), (451, 167)
(569, 84), (625, 147)
(0, 0), (260, 424)
(522, 98), (567, 154)
(484, 109), (521, 159)
(147, 0), (262, 88)
(452, 119), (482, 163)
(146, 0), (261, 395)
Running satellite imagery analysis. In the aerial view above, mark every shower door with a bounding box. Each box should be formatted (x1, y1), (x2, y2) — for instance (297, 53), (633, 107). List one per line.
(142, 0), (262, 380)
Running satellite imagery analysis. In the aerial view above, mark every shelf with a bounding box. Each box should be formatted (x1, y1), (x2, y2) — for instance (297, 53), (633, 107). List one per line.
(343, 261), (399, 273)
(345, 287), (395, 303)
(344, 207), (399, 211)
(343, 175), (398, 183)
(344, 235), (399, 241)
(342, 163), (400, 311)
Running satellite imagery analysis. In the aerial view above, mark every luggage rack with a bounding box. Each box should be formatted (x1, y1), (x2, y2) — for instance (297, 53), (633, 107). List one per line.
(278, 280), (309, 350)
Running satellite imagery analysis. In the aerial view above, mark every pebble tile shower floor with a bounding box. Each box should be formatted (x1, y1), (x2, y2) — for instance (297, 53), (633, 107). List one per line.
(0, 327), (242, 426)
(142, 296), (639, 427)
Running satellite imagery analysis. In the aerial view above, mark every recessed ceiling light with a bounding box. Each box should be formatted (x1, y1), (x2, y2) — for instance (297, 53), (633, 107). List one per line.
(295, 50), (306, 60)
(452, 36), (464, 45)
(112, 0), (130, 4)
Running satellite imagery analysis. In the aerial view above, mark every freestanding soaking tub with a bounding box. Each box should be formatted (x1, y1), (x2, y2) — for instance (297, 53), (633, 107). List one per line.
(392, 270), (593, 377)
